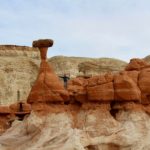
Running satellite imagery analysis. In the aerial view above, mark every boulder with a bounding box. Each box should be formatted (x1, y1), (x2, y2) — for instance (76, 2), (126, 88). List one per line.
(114, 72), (141, 101)
(88, 73), (114, 87)
(32, 39), (53, 48)
(68, 77), (87, 103)
(87, 82), (114, 101)
(125, 58), (149, 71)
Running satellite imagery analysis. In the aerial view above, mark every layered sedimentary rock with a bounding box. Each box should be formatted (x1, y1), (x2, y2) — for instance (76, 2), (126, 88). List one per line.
(49, 56), (127, 78)
(114, 72), (141, 101)
(27, 39), (69, 111)
(0, 45), (127, 105)
(1, 41), (150, 150)
(0, 45), (40, 105)
(9, 102), (31, 114)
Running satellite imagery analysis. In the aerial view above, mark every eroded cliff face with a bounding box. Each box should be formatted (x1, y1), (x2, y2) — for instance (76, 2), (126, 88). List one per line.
(0, 46), (127, 105)
(48, 56), (127, 77)
(0, 39), (150, 150)
(0, 45), (40, 105)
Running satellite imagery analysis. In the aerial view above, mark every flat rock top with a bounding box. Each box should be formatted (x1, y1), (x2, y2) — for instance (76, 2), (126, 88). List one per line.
(0, 45), (38, 51)
(32, 39), (53, 48)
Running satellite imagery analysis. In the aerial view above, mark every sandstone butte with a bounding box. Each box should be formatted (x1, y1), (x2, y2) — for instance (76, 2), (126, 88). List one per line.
(1, 40), (150, 150)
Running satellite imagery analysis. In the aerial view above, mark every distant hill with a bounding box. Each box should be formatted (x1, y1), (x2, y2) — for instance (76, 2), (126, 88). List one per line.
(48, 56), (127, 77)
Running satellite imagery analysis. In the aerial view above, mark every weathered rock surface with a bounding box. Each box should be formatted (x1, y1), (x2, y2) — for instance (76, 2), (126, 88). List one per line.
(1, 41), (150, 150)
(9, 102), (31, 114)
(27, 61), (69, 104)
(125, 58), (149, 71)
(114, 72), (141, 101)
(0, 106), (11, 134)
(0, 46), (127, 105)
(0, 45), (40, 58)
(27, 40), (69, 107)
(1, 105), (150, 150)
(49, 56), (127, 77)
(0, 45), (40, 105)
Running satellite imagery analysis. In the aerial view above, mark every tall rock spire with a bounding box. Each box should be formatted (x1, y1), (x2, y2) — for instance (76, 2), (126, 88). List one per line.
(27, 39), (69, 104)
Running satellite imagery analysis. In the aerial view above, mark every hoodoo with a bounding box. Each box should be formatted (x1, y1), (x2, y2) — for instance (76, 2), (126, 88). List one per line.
(1, 40), (150, 150)
(27, 39), (69, 111)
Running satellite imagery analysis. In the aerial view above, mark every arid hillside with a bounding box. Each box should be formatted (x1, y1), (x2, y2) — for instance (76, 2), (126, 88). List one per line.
(0, 45), (127, 105)
(48, 56), (127, 77)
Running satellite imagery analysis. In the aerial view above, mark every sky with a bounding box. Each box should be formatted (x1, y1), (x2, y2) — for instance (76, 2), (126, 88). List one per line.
(0, 0), (150, 62)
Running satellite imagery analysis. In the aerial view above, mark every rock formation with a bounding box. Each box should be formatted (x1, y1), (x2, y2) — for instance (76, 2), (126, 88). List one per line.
(0, 45), (40, 105)
(49, 56), (127, 78)
(0, 46), (127, 105)
(27, 39), (69, 112)
(1, 41), (150, 150)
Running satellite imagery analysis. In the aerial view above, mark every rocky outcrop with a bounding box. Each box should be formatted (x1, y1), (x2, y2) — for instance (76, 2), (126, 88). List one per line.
(68, 58), (149, 104)
(27, 39), (69, 109)
(0, 46), (127, 105)
(0, 45), (40, 105)
(1, 40), (150, 150)
(49, 56), (127, 77)
(78, 58), (127, 76)
(114, 72), (141, 101)
(125, 58), (149, 71)
(0, 106), (11, 135)
(0, 45), (40, 58)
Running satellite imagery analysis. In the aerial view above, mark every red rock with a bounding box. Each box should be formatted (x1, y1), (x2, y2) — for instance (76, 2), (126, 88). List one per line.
(87, 82), (114, 101)
(70, 77), (88, 86)
(88, 76), (99, 87)
(9, 102), (31, 114)
(0, 106), (11, 134)
(27, 39), (69, 104)
(125, 58), (149, 71)
(32, 39), (53, 48)
(88, 73), (114, 87)
(68, 78), (87, 103)
(0, 106), (11, 114)
(114, 73), (141, 101)
(27, 61), (69, 103)
(138, 68), (150, 104)
(124, 70), (139, 84)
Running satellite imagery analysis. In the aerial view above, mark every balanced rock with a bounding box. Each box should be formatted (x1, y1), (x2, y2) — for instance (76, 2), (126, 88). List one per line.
(27, 39), (69, 105)
(32, 39), (53, 48)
